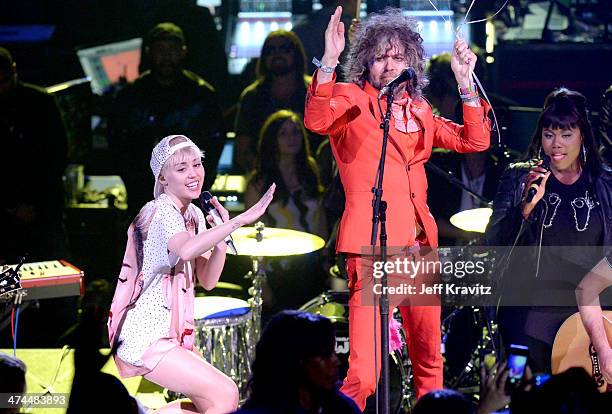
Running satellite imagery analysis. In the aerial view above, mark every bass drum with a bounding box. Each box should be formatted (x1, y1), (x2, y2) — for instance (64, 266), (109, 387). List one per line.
(300, 290), (412, 413)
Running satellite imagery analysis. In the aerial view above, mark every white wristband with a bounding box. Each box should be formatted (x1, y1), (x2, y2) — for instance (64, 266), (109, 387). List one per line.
(312, 57), (337, 73)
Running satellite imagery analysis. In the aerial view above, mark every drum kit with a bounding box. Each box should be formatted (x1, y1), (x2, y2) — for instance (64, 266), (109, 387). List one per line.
(191, 222), (325, 397)
(445, 208), (499, 393)
(192, 211), (499, 407)
(449, 207), (492, 234)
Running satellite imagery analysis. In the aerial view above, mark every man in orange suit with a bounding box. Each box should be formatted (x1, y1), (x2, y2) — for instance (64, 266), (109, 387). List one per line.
(303, 7), (491, 410)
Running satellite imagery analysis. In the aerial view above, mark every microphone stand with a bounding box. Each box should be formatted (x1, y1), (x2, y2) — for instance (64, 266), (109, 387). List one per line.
(425, 162), (491, 207)
(370, 89), (394, 414)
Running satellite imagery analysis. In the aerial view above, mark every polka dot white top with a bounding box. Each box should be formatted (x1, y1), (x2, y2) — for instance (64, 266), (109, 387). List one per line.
(116, 194), (205, 366)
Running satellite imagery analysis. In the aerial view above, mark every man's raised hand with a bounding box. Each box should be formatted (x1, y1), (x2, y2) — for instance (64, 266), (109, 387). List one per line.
(322, 6), (345, 67)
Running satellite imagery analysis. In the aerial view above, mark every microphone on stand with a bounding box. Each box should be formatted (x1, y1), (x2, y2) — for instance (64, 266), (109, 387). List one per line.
(377, 67), (416, 99)
(199, 191), (238, 255)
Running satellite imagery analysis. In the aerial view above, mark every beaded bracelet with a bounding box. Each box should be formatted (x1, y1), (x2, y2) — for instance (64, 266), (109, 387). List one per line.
(458, 84), (479, 103)
(458, 84), (477, 95)
(461, 94), (480, 103)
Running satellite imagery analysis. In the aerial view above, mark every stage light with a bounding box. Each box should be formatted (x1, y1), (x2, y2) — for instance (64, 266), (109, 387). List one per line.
(486, 20), (495, 54)
(254, 21), (265, 41)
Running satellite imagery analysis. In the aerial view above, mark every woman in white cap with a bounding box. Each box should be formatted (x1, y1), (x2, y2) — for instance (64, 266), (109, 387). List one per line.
(109, 135), (275, 413)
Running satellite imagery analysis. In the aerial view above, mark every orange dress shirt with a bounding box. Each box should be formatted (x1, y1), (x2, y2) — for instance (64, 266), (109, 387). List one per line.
(304, 74), (491, 253)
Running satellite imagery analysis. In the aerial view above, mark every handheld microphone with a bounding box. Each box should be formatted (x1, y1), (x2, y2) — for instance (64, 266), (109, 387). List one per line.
(377, 67), (416, 98)
(525, 155), (550, 203)
(199, 191), (238, 255)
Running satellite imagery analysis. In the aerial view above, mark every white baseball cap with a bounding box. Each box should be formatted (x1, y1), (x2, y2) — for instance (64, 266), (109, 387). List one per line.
(150, 135), (203, 198)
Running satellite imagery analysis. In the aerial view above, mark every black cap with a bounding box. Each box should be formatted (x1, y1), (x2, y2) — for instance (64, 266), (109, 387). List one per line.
(0, 47), (14, 72)
(147, 22), (185, 45)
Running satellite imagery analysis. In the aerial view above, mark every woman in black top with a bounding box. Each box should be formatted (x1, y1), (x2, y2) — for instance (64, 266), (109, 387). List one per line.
(486, 88), (612, 376)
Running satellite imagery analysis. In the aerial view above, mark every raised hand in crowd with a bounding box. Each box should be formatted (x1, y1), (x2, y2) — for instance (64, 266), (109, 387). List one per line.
(477, 361), (533, 414)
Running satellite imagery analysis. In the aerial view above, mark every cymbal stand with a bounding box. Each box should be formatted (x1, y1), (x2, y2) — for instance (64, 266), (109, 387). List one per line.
(446, 306), (498, 391)
(245, 222), (267, 346)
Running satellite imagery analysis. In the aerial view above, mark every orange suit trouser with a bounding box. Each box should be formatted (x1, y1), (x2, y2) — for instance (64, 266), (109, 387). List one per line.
(339, 254), (443, 410)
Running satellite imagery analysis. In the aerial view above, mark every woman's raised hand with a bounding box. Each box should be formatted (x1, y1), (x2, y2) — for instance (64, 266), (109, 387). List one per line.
(322, 6), (345, 66)
(207, 196), (230, 223)
(239, 183), (276, 225)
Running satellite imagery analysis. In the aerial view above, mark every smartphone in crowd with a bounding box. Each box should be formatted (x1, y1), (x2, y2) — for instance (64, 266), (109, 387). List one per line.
(505, 344), (529, 394)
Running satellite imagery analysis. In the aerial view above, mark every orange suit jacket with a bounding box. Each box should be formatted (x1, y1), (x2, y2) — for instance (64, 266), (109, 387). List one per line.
(304, 75), (491, 253)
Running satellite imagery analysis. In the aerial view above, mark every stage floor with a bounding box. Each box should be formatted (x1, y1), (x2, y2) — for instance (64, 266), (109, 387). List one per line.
(0, 348), (168, 413)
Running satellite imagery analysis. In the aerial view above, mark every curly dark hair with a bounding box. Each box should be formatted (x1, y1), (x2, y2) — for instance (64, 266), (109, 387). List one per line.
(253, 110), (321, 207)
(525, 87), (604, 178)
(256, 30), (307, 82)
(343, 7), (428, 97)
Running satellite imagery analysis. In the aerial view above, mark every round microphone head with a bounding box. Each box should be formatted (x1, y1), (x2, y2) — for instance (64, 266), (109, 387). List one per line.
(199, 191), (214, 211)
(201, 191), (213, 202)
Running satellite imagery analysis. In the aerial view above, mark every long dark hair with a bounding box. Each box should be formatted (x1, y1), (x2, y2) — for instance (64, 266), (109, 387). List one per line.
(253, 110), (321, 206)
(256, 30), (307, 83)
(243, 310), (336, 410)
(525, 87), (603, 179)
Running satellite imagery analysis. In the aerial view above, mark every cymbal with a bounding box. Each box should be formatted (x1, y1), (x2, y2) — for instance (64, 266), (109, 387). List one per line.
(214, 282), (243, 291)
(450, 207), (492, 233)
(232, 227), (325, 257)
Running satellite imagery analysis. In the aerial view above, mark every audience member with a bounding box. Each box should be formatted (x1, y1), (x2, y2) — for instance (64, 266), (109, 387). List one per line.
(244, 110), (327, 314)
(67, 367), (141, 414)
(477, 361), (533, 414)
(0, 353), (26, 414)
(66, 280), (142, 414)
(511, 367), (602, 414)
(234, 30), (311, 173)
(233, 310), (361, 414)
(109, 22), (225, 217)
(138, 0), (229, 104)
(412, 360), (536, 414)
(245, 110), (326, 238)
(412, 389), (475, 414)
(0, 47), (68, 264)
